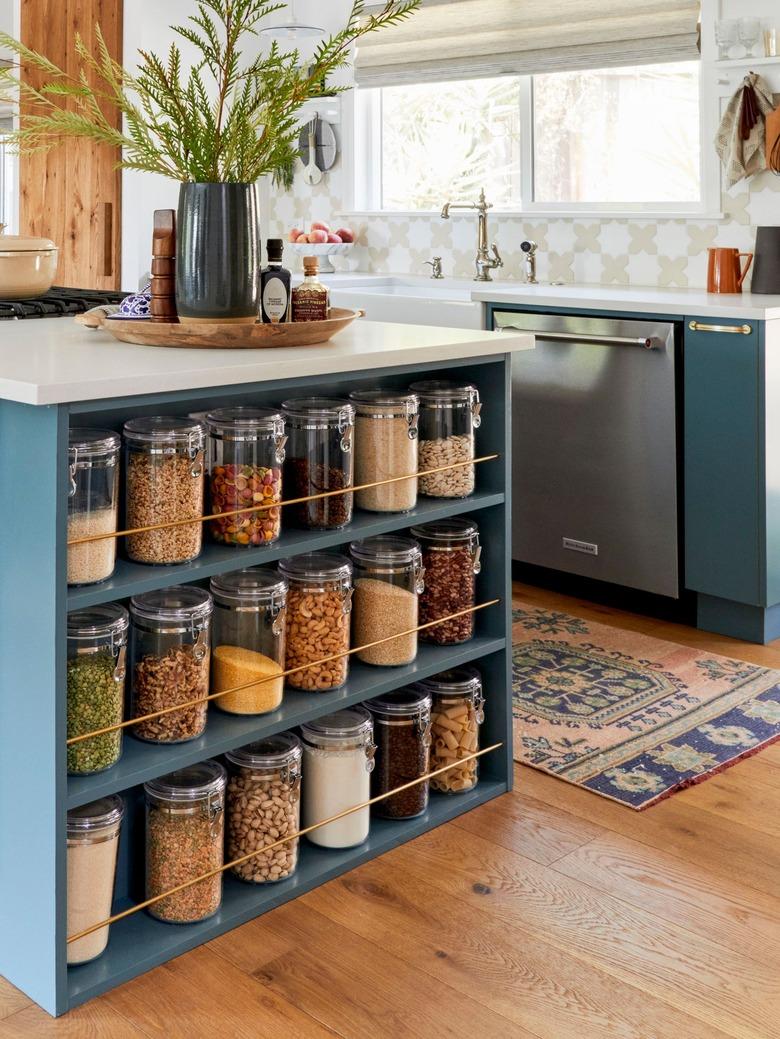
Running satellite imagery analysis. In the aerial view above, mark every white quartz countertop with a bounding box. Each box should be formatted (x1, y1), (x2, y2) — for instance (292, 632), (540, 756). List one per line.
(0, 318), (532, 406)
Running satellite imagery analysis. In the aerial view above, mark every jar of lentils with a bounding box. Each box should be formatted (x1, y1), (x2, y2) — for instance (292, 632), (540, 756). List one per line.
(368, 688), (432, 819)
(226, 733), (302, 884)
(144, 761), (226, 923)
(420, 668), (484, 794)
(210, 568), (287, 715)
(279, 552), (352, 691)
(349, 389), (419, 512)
(409, 380), (481, 498)
(206, 407), (285, 547)
(349, 536), (424, 667)
(67, 428), (121, 586)
(281, 397), (354, 529)
(411, 518), (481, 645)
(129, 586), (212, 743)
(67, 604), (129, 775)
(123, 416), (205, 565)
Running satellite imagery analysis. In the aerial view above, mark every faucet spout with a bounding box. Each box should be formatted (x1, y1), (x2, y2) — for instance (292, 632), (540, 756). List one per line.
(441, 203), (451, 219)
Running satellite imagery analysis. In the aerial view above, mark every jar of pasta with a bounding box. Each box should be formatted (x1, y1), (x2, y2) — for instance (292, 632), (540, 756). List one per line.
(419, 668), (484, 794)
(281, 397), (355, 529)
(349, 389), (419, 512)
(408, 380), (481, 498)
(411, 518), (481, 645)
(368, 688), (431, 819)
(67, 428), (121, 586)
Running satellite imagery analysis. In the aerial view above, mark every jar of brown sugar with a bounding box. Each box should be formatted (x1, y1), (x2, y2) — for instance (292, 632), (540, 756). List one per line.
(368, 688), (431, 819)
(349, 536), (424, 667)
(281, 397), (355, 530)
(420, 668), (484, 794)
(411, 518), (481, 645)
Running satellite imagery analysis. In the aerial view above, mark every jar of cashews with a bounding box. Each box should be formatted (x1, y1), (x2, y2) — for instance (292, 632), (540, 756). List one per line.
(418, 667), (484, 794)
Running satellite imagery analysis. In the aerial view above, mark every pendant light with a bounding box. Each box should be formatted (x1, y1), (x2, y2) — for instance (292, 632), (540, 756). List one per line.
(258, 0), (325, 45)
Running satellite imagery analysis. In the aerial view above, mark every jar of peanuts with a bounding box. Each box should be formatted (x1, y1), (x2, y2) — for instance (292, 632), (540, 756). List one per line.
(348, 389), (419, 513)
(206, 407), (285, 547)
(123, 416), (205, 565)
(281, 397), (355, 530)
(210, 568), (287, 715)
(129, 586), (213, 744)
(410, 518), (481, 645)
(225, 733), (302, 884)
(408, 380), (481, 498)
(279, 552), (353, 691)
(419, 668), (484, 794)
(349, 536), (424, 667)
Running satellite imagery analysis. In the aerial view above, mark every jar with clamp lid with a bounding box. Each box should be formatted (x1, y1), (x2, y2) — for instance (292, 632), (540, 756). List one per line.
(67, 795), (124, 964)
(67, 603), (129, 775)
(349, 536), (424, 666)
(281, 397), (355, 529)
(349, 389), (419, 512)
(408, 380), (481, 498)
(368, 688), (432, 819)
(68, 428), (121, 585)
(226, 733), (302, 884)
(206, 407), (285, 547)
(411, 518), (481, 645)
(144, 761), (226, 923)
(210, 568), (287, 715)
(129, 586), (212, 744)
(123, 416), (205, 565)
(419, 668), (484, 794)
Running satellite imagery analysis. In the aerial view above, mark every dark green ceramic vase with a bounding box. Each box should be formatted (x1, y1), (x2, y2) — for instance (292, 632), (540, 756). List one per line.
(176, 182), (260, 322)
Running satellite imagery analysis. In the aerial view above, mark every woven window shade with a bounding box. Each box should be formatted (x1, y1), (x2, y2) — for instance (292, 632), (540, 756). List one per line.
(356, 0), (700, 86)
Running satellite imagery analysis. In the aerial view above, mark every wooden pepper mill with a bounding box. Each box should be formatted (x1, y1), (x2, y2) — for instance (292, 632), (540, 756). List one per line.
(150, 209), (178, 322)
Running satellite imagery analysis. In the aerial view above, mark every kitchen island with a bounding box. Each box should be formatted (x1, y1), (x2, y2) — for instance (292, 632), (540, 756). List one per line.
(0, 317), (532, 1016)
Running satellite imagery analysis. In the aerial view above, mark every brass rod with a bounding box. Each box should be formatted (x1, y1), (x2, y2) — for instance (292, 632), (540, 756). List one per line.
(67, 741), (504, 944)
(66, 454), (500, 546)
(66, 599), (501, 745)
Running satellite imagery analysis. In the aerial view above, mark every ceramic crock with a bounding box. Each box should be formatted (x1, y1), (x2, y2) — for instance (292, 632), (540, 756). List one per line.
(0, 235), (59, 299)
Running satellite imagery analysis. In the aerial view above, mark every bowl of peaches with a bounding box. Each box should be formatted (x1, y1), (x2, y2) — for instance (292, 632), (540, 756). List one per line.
(288, 222), (355, 273)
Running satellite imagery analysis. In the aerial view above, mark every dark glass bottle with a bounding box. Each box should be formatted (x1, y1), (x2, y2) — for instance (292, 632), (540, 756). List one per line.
(260, 239), (291, 323)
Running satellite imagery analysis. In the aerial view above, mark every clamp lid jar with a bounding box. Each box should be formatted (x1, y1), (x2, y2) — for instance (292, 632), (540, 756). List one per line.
(409, 379), (480, 500)
(411, 519), (481, 646)
(123, 415), (206, 450)
(68, 428), (121, 587)
(67, 794), (125, 840)
(300, 705), (374, 750)
(349, 536), (424, 668)
(419, 667), (484, 795)
(281, 397), (355, 530)
(350, 390), (419, 514)
(205, 406), (285, 442)
(368, 688), (432, 819)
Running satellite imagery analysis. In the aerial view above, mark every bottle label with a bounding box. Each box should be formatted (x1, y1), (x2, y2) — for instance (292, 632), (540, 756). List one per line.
(292, 288), (328, 322)
(262, 277), (290, 323)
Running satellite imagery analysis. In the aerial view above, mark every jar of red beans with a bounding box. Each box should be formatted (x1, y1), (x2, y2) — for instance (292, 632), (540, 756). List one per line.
(410, 518), (481, 645)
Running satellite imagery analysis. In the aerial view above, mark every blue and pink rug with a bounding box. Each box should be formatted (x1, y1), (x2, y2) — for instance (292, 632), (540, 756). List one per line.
(512, 604), (780, 809)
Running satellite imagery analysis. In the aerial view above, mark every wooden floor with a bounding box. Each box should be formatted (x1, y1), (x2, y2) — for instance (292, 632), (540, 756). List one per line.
(3, 583), (779, 1039)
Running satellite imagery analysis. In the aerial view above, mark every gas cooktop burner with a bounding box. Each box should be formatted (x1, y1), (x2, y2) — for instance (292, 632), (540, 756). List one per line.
(0, 286), (128, 320)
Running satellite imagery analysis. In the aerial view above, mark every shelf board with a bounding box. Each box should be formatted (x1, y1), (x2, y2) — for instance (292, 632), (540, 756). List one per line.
(67, 777), (507, 1009)
(712, 56), (780, 68)
(67, 492), (505, 610)
(67, 635), (505, 809)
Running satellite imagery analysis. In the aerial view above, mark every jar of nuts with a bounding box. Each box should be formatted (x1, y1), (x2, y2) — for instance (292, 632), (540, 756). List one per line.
(123, 416), (205, 565)
(281, 397), (355, 530)
(205, 407), (285, 547)
(210, 568), (287, 715)
(225, 733), (302, 884)
(279, 552), (353, 691)
(408, 380), (481, 498)
(368, 688), (431, 819)
(419, 668), (484, 794)
(411, 518), (481, 645)
(67, 428), (121, 586)
(349, 536), (424, 667)
(129, 586), (213, 744)
(349, 389), (419, 513)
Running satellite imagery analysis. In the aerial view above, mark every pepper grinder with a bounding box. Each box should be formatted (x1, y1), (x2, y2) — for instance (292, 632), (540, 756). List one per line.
(150, 209), (178, 322)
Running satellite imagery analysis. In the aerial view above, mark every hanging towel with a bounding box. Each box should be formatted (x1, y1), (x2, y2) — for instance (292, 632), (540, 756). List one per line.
(715, 73), (776, 187)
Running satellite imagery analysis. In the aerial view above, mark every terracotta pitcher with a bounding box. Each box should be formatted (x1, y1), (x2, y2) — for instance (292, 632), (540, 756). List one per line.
(707, 247), (753, 293)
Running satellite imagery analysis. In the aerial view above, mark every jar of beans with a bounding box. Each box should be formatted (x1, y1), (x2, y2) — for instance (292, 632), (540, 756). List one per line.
(349, 536), (424, 667)
(411, 518), (481, 645)
(206, 407), (285, 547)
(210, 568), (287, 715)
(349, 389), (419, 513)
(301, 707), (375, 848)
(67, 604), (129, 776)
(408, 380), (481, 498)
(368, 688), (432, 819)
(123, 416), (205, 565)
(226, 733), (302, 884)
(144, 760), (226, 924)
(129, 586), (213, 744)
(281, 397), (355, 529)
(420, 668), (484, 794)
(279, 552), (353, 691)
(67, 795), (123, 964)
(67, 428), (121, 586)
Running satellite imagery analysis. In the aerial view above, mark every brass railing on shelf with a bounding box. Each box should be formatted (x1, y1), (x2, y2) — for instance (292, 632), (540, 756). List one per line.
(67, 741), (504, 945)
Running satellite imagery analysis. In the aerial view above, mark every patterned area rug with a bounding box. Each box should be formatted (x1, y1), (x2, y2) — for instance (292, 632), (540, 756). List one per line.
(512, 604), (780, 809)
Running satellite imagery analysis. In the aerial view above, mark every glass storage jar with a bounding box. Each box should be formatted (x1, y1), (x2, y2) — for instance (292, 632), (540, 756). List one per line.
(210, 568), (287, 715)
(411, 518), (481, 645)
(144, 760), (226, 923)
(301, 707), (375, 848)
(349, 536), (424, 667)
(408, 379), (481, 498)
(349, 389), (419, 512)
(420, 668), (484, 794)
(226, 733), (302, 884)
(368, 688), (432, 819)
(281, 397), (355, 529)
(67, 428), (121, 586)
(123, 416), (205, 565)
(129, 586), (212, 743)
(279, 552), (352, 691)
(206, 407), (285, 547)
(67, 795), (124, 964)
(67, 603), (129, 776)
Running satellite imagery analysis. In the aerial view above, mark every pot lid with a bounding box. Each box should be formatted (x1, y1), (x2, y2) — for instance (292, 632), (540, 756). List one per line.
(0, 234), (58, 253)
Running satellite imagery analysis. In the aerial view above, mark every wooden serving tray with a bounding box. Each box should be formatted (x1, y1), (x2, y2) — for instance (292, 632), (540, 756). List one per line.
(78, 307), (364, 348)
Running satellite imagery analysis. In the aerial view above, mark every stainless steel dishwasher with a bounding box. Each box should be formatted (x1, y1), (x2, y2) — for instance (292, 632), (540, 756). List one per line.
(494, 310), (680, 598)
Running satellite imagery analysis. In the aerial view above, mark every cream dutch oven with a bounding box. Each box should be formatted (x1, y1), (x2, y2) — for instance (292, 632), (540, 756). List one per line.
(0, 234), (59, 298)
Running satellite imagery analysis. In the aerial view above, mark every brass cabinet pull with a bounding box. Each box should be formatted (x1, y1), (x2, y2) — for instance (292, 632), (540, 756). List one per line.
(688, 321), (752, 335)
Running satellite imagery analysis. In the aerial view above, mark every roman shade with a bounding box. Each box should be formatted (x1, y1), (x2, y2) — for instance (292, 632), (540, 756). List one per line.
(356, 0), (700, 86)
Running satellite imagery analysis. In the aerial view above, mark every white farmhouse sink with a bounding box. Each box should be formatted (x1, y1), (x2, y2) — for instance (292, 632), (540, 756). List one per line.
(326, 275), (484, 330)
